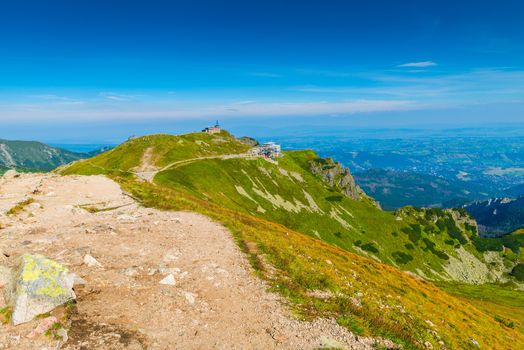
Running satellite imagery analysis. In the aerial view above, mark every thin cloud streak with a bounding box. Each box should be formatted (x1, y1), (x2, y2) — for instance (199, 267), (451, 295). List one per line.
(0, 99), (419, 122)
(397, 61), (437, 68)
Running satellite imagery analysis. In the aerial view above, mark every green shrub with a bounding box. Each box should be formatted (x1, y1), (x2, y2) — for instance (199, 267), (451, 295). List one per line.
(423, 238), (449, 260)
(511, 263), (524, 281)
(392, 251), (414, 265)
(361, 242), (379, 254)
(326, 195), (343, 202)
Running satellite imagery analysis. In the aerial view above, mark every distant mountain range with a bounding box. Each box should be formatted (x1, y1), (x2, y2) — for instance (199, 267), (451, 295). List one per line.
(353, 169), (496, 210)
(0, 139), (109, 174)
(353, 168), (524, 235)
(464, 196), (524, 236)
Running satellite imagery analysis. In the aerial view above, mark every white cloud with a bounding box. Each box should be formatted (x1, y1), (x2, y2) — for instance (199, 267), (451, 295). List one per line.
(99, 92), (134, 101)
(31, 94), (84, 105)
(397, 61), (437, 68)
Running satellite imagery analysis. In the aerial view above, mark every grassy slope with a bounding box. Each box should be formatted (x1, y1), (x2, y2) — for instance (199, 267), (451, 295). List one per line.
(436, 282), (524, 334)
(61, 133), (524, 348)
(62, 133), (521, 282)
(0, 139), (84, 171)
(63, 131), (250, 174)
(154, 150), (507, 282)
(114, 175), (524, 349)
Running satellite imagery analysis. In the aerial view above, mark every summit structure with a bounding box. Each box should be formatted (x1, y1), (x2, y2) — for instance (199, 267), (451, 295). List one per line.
(202, 121), (221, 134)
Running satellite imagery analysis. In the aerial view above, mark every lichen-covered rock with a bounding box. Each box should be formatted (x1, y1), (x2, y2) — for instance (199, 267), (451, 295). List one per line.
(4, 254), (75, 325)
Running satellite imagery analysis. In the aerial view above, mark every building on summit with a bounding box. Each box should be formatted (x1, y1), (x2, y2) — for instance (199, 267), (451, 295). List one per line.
(202, 121), (222, 134)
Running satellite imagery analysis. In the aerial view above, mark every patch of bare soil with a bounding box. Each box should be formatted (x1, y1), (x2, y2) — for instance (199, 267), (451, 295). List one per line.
(0, 173), (390, 349)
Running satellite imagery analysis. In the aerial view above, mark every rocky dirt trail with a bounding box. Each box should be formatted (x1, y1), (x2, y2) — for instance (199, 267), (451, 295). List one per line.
(0, 172), (388, 349)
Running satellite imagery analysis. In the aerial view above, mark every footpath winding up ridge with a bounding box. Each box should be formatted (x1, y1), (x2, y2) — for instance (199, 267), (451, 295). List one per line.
(0, 172), (389, 349)
(132, 151), (257, 182)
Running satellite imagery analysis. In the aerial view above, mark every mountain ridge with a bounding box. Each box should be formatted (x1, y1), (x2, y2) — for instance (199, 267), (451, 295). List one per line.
(59, 130), (524, 349)
(0, 138), (107, 174)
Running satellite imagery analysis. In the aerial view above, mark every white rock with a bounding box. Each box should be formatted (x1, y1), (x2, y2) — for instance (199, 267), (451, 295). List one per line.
(83, 254), (102, 268)
(184, 292), (195, 305)
(117, 214), (136, 222)
(159, 274), (176, 286)
(27, 202), (42, 210)
(123, 267), (138, 277)
(66, 272), (86, 286)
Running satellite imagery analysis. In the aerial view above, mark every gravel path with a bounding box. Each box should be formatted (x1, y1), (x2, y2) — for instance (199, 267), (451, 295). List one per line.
(0, 173), (389, 349)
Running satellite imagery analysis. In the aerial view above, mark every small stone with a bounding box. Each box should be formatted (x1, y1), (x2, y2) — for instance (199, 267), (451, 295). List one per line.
(424, 341), (433, 349)
(117, 214), (136, 222)
(123, 267), (138, 277)
(159, 274), (176, 286)
(184, 292), (195, 305)
(67, 272), (87, 286)
(83, 254), (102, 268)
(319, 337), (345, 349)
(27, 202), (42, 210)
(425, 319), (435, 328)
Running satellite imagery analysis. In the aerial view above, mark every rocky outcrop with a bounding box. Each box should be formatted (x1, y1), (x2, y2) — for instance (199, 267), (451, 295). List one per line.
(237, 136), (259, 146)
(309, 157), (380, 207)
(4, 254), (76, 325)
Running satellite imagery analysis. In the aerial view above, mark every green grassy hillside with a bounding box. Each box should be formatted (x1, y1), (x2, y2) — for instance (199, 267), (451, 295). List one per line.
(61, 132), (524, 348)
(62, 131), (250, 174)
(62, 133), (520, 283)
(0, 139), (86, 172)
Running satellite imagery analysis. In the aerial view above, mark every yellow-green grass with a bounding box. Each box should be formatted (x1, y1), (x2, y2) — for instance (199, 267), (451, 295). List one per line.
(7, 197), (34, 216)
(105, 175), (524, 349)
(436, 282), (524, 334)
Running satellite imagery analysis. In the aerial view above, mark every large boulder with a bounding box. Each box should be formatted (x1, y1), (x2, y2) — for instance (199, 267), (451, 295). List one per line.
(4, 254), (76, 325)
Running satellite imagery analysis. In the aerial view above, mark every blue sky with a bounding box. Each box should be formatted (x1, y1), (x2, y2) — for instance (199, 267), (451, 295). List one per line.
(1, 0), (523, 142)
